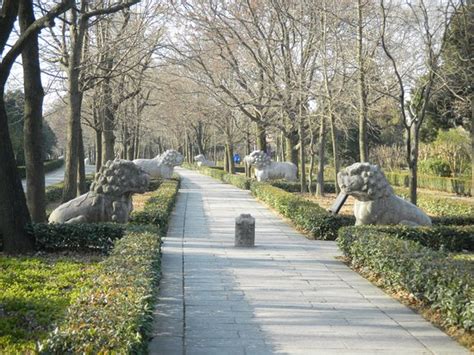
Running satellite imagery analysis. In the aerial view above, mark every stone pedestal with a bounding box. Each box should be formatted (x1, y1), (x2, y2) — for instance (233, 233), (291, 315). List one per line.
(235, 214), (255, 247)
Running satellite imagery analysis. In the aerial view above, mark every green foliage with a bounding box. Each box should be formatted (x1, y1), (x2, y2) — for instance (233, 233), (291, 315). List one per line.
(129, 179), (180, 232)
(341, 225), (474, 252)
(222, 173), (252, 190)
(5, 90), (58, 166)
(251, 183), (353, 240)
(385, 172), (471, 196)
(418, 158), (451, 177)
(270, 180), (336, 194)
(0, 255), (99, 353)
(27, 223), (125, 254)
(338, 228), (474, 330)
(41, 227), (161, 353)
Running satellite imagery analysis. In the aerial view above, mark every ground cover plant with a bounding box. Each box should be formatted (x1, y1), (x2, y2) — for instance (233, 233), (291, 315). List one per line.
(0, 254), (101, 353)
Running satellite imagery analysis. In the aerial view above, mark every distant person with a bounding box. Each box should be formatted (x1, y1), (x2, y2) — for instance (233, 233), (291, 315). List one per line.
(233, 153), (241, 164)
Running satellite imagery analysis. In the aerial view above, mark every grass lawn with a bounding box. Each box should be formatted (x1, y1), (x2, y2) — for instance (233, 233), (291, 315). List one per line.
(0, 253), (101, 352)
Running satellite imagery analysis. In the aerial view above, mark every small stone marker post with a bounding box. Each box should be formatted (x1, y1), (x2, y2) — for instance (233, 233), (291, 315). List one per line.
(235, 214), (255, 247)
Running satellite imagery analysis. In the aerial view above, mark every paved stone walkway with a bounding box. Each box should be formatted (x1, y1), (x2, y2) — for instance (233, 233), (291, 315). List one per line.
(148, 168), (468, 355)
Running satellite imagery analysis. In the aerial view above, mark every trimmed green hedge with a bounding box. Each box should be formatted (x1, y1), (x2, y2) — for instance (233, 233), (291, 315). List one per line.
(18, 159), (64, 179)
(41, 226), (161, 353)
(41, 177), (180, 352)
(341, 225), (474, 252)
(338, 227), (473, 331)
(270, 180), (336, 194)
(27, 223), (125, 253)
(129, 179), (180, 231)
(251, 182), (353, 240)
(386, 171), (471, 196)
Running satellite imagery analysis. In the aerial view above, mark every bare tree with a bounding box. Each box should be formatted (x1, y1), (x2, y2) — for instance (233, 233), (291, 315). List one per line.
(380, 0), (453, 204)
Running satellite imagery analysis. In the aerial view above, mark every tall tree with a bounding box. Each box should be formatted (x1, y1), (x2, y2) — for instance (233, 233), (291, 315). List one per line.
(20, 0), (46, 222)
(0, 0), (71, 253)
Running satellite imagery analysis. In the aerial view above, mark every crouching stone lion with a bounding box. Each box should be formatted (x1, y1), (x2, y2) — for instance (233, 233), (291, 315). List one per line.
(133, 149), (184, 179)
(49, 159), (149, 224)
(194, 154), (216, 167)
(337, 162), (431, 226)
(244, 150), (297, 182)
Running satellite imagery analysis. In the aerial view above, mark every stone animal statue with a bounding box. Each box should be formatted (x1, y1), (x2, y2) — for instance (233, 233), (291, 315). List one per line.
(49, 159), (149, 224)
(133, 149), (184, 179)
(244, 150), (297, 182)
(194, 154), (216, 167)
(337, 162), (432, 226)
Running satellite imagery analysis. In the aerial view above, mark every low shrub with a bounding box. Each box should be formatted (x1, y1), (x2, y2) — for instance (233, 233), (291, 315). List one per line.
(338, 228), (473, 331)
(270, 180), (336, 194)
(129, 179), (180, 231)
(386, 171), (471, 196)
(17, 159), (64, 179)
(222, 173), (252, 190)
(45, 175), (94, 203)
(393, 187), (474, 217)
(41, 226), (161, 353)
(27, 223), (125, 253)
(341, 225), (474, 252)
(251, 183), (353, 240)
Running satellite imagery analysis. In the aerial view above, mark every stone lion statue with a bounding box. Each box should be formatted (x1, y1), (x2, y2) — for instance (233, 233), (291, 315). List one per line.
(133, 149), (184, 179)
(49, 159), (149, 224)
(194, 154), (216, 167)
(337, 162), (432, 226)
(244, 150), (297, 182)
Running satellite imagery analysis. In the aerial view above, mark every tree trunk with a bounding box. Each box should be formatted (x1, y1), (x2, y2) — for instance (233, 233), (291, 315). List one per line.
(102, 76), (115, 164)
(299, 119), (306, 193)
(316, 116), (326, 197)
(329, 113), (340, 194)
(471, 95), (474, 196)
(224, 145), (229, 172)
(409, 124), (418, 205)
(0, 95), (34, 253)
(285, 131), (299, 167)
(63, 8), (86, 203)
(95, 128), (102, 171)
(308, 128), (316, 195)
(20, 0), (46, 222)
(357, 0), (369, 162)
(226, 141), (235, 174)
(77, 127), (87, 195)
(256, 121), (267, 152)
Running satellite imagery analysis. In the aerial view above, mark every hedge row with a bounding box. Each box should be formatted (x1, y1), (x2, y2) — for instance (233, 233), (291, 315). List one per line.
(393, 187), (474, 218)
(17, 159), (64, 179)
(338, 227), (473, 331)
(42, 178), (180, 352)
(129, 178), (180, 232)
(270, 180), (336, 194)
(251, 182), (353, 240)
(386, 171), (471, 196)
(45, 177), (161, 205)
(341, 225), (474, 252)
(27, 223), (125, 253)
(41, 225), (161, 353)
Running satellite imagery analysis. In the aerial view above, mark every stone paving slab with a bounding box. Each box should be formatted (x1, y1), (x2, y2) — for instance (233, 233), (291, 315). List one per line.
(148, 168), (469, 355)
